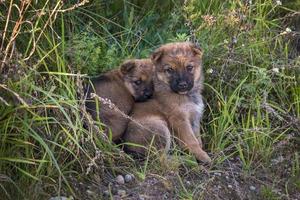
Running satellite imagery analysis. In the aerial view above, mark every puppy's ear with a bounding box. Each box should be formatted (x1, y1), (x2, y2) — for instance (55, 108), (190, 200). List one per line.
(151, 48), (164, 63)
(190, 43), (203, 58)
(120, 60), (136, 75)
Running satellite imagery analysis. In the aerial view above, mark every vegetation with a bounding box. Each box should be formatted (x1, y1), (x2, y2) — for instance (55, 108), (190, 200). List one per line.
(0, 0), (299, 199)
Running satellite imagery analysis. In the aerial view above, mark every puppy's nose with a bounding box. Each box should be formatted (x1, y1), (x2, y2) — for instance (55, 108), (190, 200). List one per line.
(144, 89), (152, 98)
(178, 81), (188, 89)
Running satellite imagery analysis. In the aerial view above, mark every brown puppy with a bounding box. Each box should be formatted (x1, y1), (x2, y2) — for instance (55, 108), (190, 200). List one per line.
(123, 42), (211, 163)
(86, 59), (154, 141)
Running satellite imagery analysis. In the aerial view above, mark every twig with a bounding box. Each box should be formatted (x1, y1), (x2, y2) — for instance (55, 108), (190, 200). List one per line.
(0, 84), (28, 107)
(0, 0), (13, 51)
(1, 0), (32, 72)
(57, 0), (89, 13)
(0, 96), (10, 106)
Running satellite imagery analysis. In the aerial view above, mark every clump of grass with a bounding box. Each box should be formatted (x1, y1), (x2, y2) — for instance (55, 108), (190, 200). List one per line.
(66, 31), (122, 75)
(260, 185), (281, 200)
(0, 1), (132, 199)
(186, 0), (299, 169)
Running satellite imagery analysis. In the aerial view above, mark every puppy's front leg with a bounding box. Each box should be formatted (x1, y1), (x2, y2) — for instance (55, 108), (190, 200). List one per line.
(169, 114), (211, 163)
(190, 113), (203, 148)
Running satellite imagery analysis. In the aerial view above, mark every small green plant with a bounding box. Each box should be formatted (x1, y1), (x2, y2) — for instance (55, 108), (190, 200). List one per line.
(292, 152), (300, 177)
(290, 152), (300, 191)
(260, 186), (280, 200)
(67, 31), (121, 75)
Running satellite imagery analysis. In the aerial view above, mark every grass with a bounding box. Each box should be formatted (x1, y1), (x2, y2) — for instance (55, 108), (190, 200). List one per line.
(0, 0), (299, 199)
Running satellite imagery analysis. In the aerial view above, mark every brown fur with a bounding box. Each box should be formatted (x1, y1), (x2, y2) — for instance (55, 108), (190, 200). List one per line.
(123, 42), (211, 163)
(86, 59), (154, 141)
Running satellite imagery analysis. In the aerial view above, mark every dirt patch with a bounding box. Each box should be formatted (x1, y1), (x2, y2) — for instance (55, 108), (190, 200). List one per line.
(65, 151), (299, 200)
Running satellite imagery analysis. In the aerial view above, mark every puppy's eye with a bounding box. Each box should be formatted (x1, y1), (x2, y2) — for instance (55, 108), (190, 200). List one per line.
(186, 65), (194, 72)
(134, 80), (142, 85)
(164, 66), (174, 74)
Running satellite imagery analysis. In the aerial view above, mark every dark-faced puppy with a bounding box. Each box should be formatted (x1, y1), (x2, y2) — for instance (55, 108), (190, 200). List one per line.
(86, 59), (154, 141)
(123, 42), (211, 163)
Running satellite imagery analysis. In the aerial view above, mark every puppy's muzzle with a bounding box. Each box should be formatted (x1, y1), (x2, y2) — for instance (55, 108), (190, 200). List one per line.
(135, 88), (153, 102)
(144, 90), (153, 98)
(178, 81), (188, 90)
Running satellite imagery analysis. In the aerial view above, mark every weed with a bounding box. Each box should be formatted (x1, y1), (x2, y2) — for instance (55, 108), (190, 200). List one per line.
(260, 185), (281, 200)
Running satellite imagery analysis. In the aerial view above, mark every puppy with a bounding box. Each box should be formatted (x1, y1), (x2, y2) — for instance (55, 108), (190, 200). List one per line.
(123, 42), (211, 163)
(86, 59), (154, 141)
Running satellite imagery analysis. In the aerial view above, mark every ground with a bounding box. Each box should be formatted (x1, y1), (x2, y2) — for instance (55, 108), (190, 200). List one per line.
(63, 146), (300, 200)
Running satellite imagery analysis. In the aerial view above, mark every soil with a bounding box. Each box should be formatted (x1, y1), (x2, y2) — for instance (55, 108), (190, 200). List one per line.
(65, 151), (300, 200)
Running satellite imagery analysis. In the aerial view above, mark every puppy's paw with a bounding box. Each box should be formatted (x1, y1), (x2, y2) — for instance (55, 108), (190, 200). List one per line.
(196, 151), (212, 164)
(202, 154), (212, 164)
